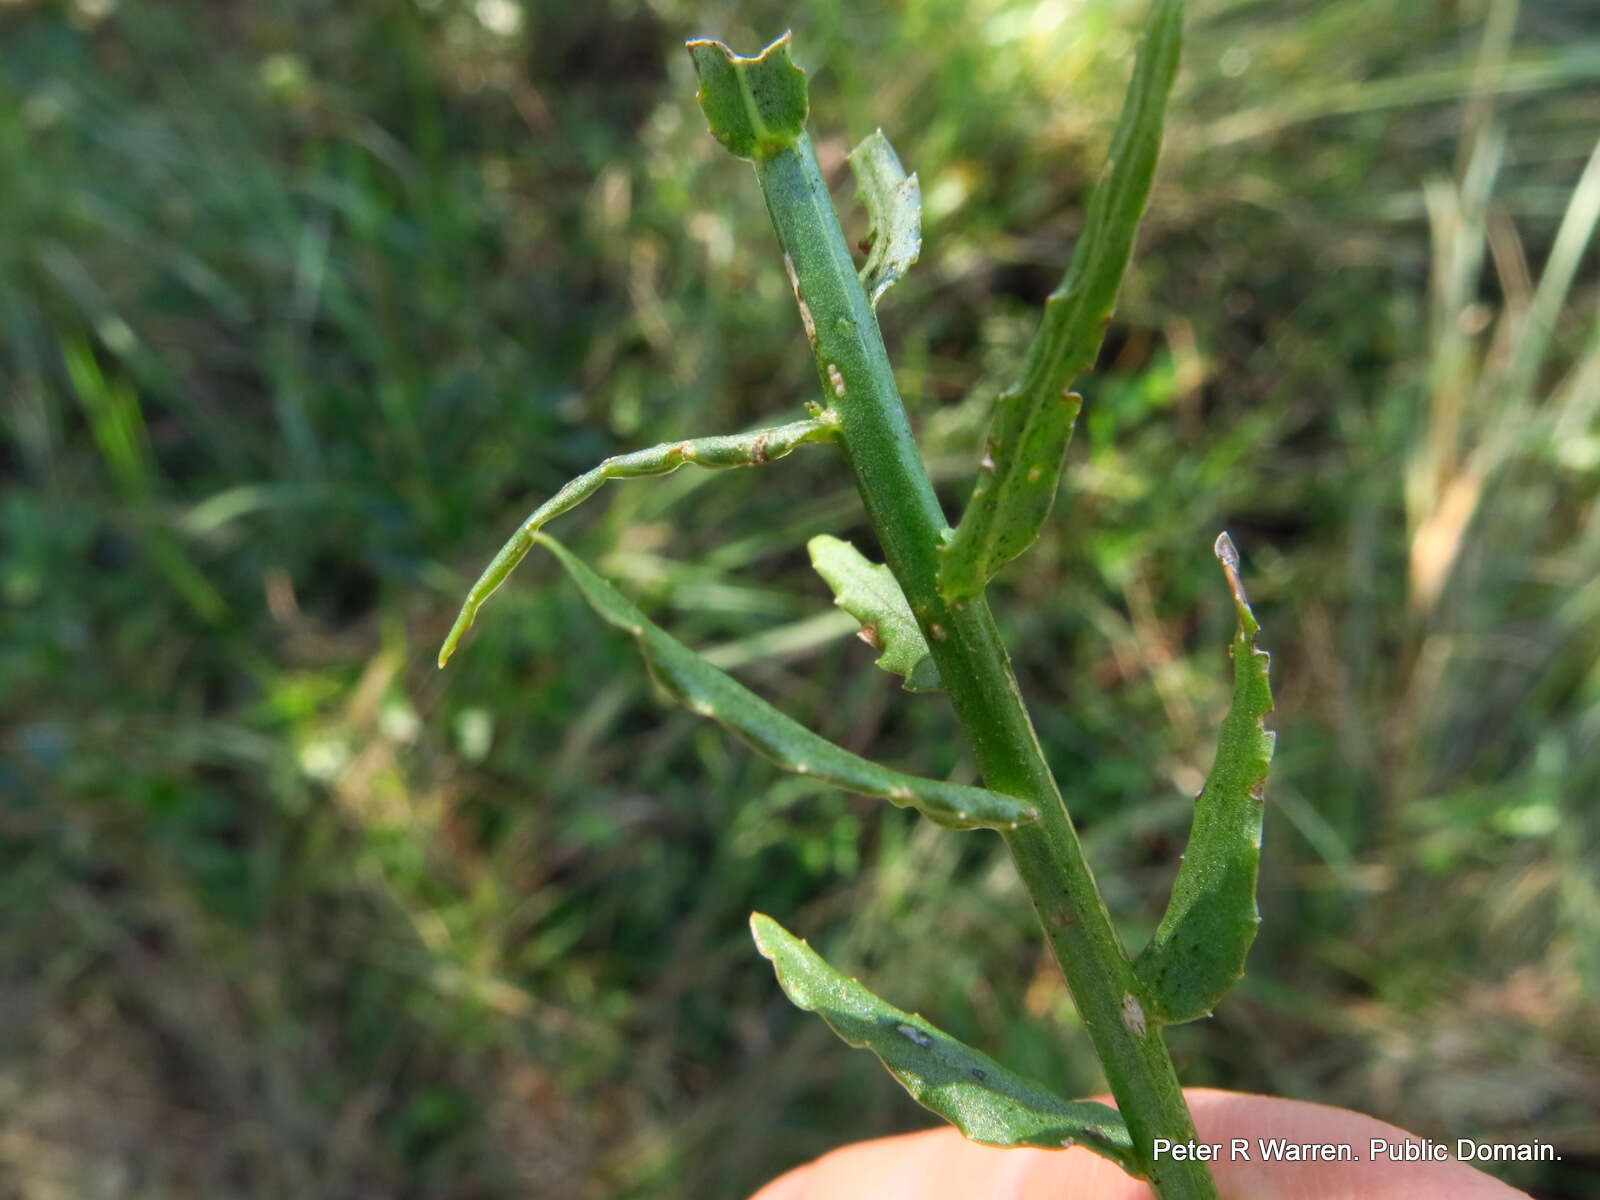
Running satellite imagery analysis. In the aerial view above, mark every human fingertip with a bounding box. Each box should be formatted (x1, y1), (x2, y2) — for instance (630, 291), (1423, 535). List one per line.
(748, 1160), (815, 1200)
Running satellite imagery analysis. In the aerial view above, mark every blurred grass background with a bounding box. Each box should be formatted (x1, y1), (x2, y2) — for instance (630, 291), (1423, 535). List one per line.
(2, 0), (1597, 1195)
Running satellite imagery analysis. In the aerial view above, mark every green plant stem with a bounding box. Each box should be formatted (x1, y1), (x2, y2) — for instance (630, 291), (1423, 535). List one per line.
(752, 132), (1217, 1199)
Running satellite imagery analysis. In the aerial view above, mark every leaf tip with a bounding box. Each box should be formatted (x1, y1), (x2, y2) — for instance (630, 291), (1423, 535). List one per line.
(437, 610), (473, 668)
(1213, 530), (1260, 634)
(1213, 529), (1240, 575)
(686, 32), (807, 161)
(686, 31), (795, 77)
(749, 911), (781, 956)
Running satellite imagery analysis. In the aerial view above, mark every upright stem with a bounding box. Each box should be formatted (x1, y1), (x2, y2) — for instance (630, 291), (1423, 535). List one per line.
(754, 134), (1217, 1199)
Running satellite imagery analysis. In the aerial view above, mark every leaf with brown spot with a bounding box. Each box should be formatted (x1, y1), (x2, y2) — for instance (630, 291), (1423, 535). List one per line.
(848, 129), (921, 310)
(438, 418), (837, 667)
(751, 913), (1139, 1173)
(1134, 533), (1275, 1025)
(938, 0), (1183, 603)
(537, 535), (1032, 831)
(809, 535), (941, 692)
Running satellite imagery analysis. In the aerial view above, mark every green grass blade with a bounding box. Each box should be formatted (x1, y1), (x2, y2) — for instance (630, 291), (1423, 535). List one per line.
(538, 535), (1036, 832)
(61, 334), (155, 499)
(750, 913), (1140, 1173)
(62, 336), (228, 624)
(938, 0), (1183, 604)
(1499, 134), (1600, 405)
(687, 34), (808, 162)
(807, 534), (941, 692)
(848, 130), (921, 311)
(1134, 534), (1274, 1025)
(437, 417), (838, 667)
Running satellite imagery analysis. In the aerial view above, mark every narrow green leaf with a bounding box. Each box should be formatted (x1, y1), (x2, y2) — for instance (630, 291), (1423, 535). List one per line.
(686, 33), (808, 162)
(438, 417), (838, 667)
(537, 535), (1036, 832)
(938, 0), (1184, 604)
(848, 130), (922, 310)
(751, 913), (1140, 1173)
(1134, 533), (1274, 1025)
(807, 535), (940, 692)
